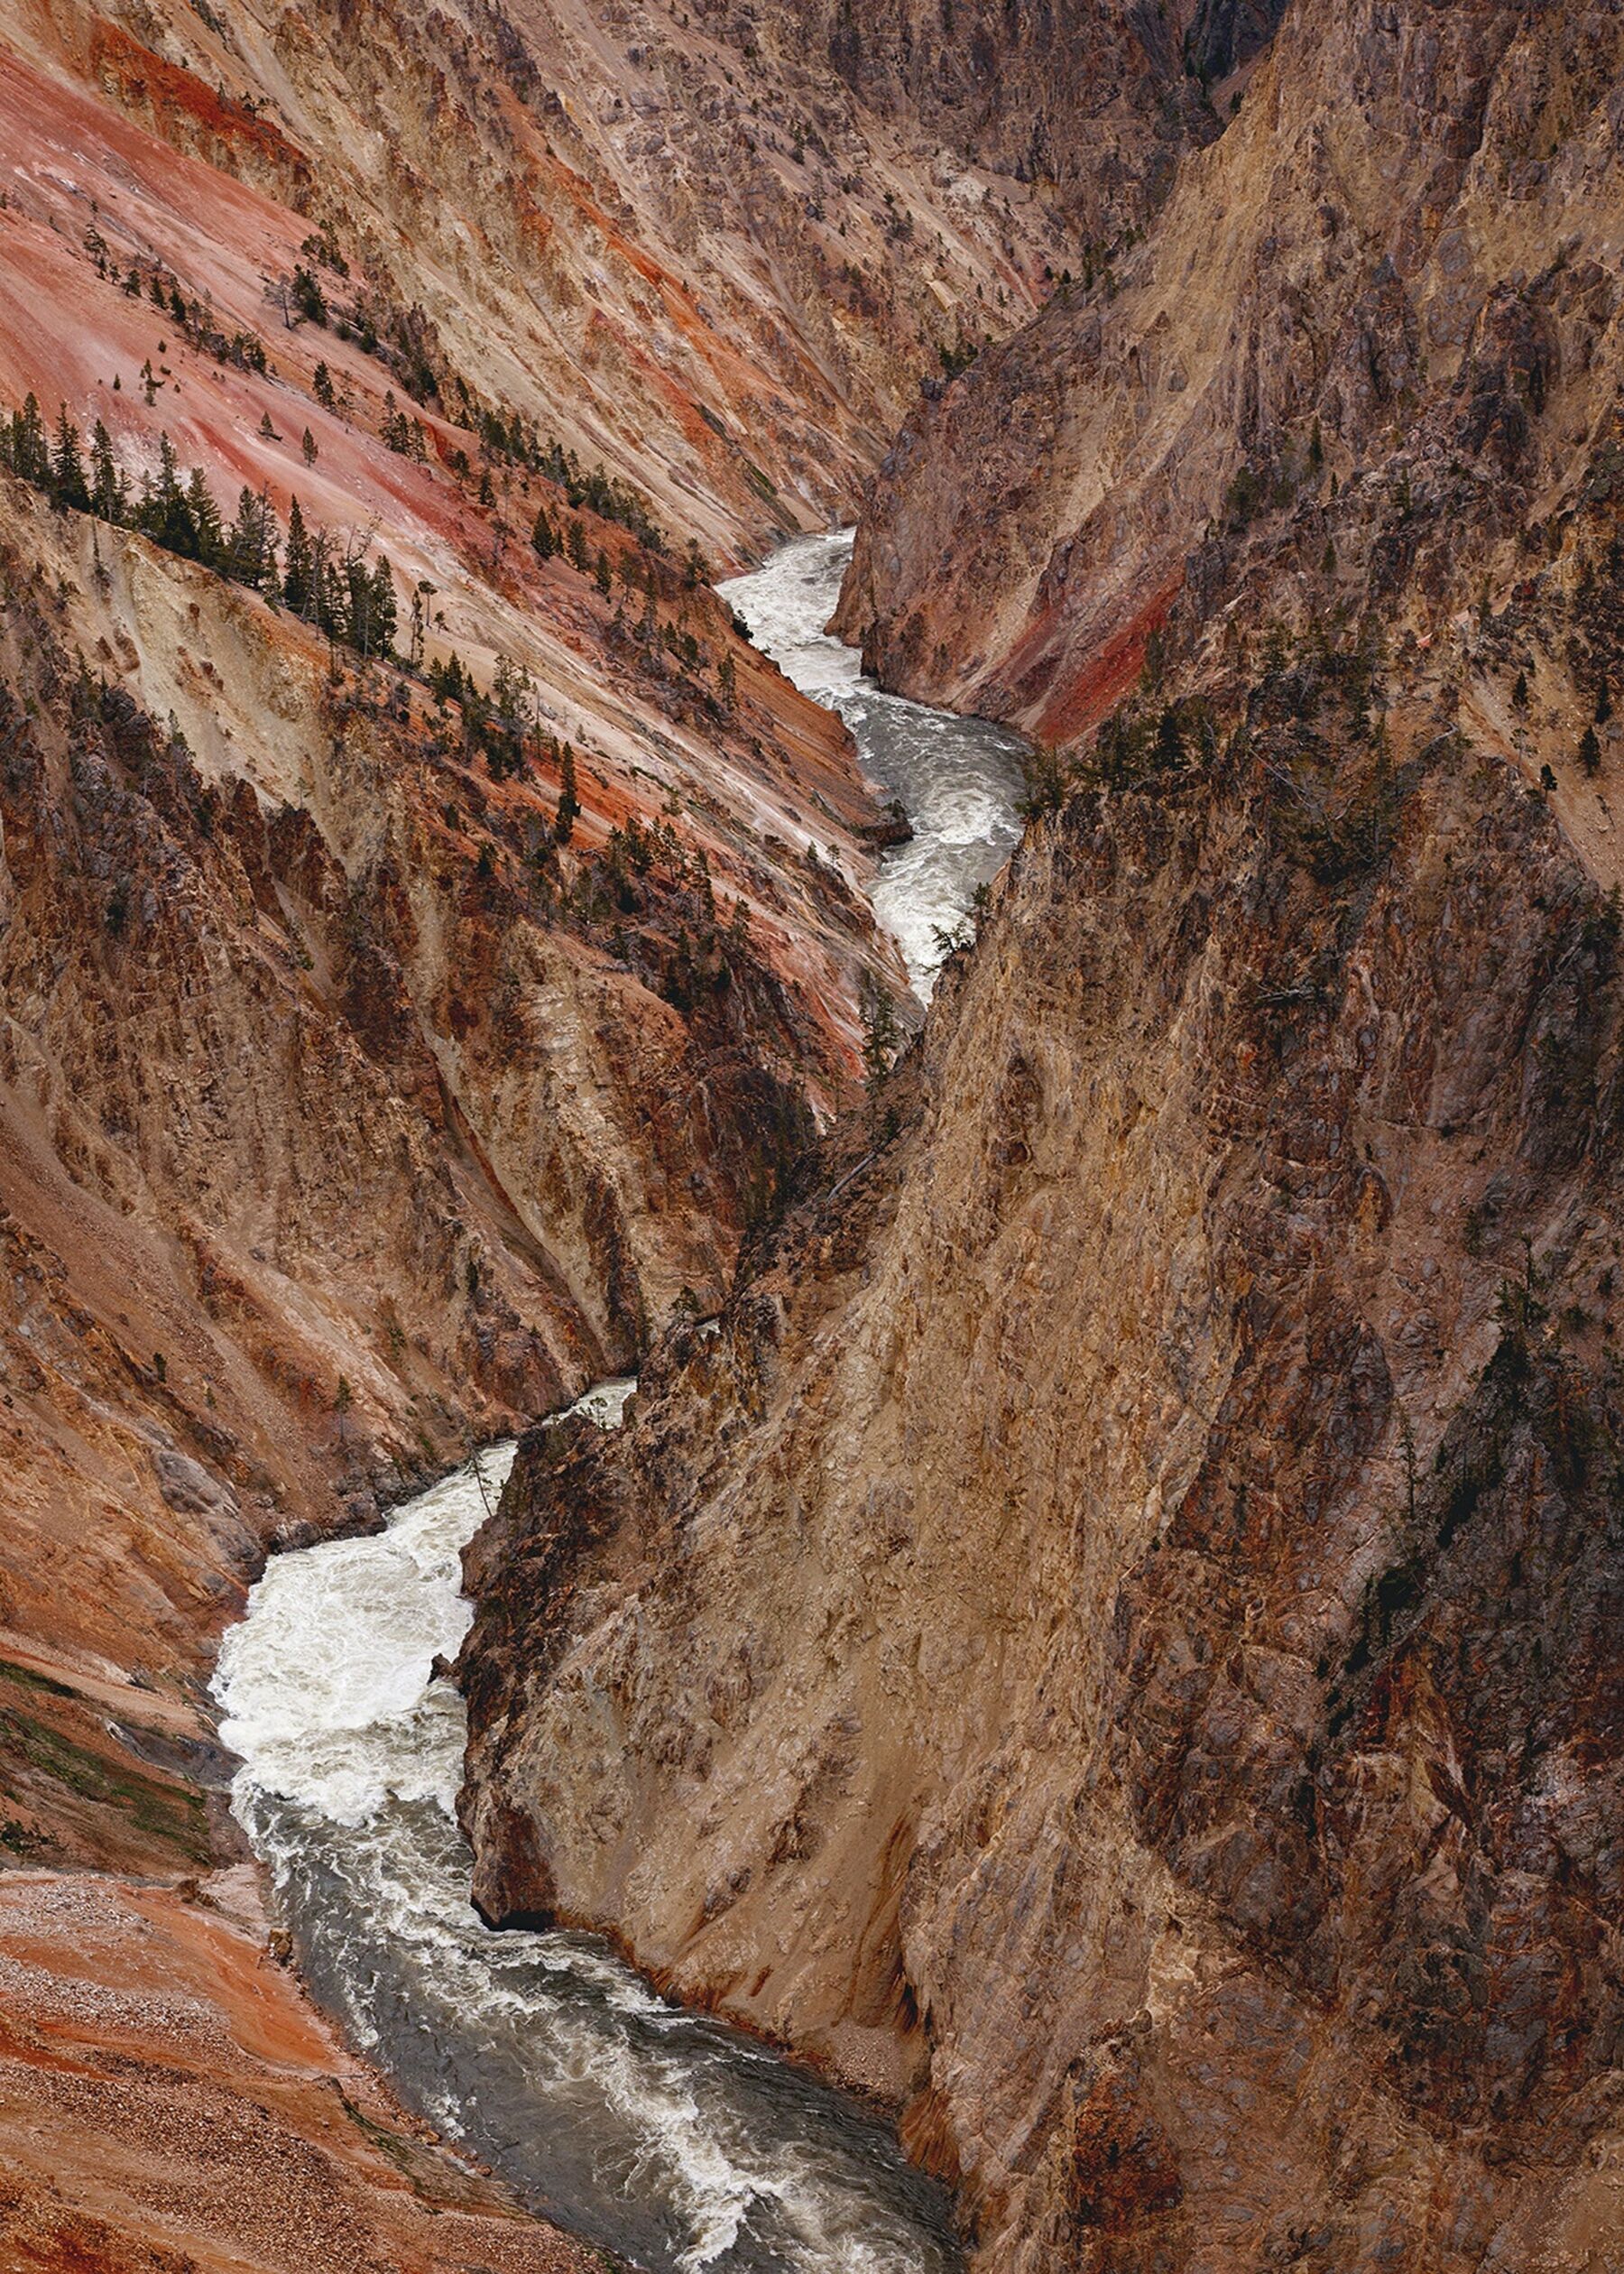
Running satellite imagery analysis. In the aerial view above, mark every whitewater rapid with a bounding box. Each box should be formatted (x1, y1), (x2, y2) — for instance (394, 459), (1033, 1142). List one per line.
(217, 1406), (961, 2272)
(718, 532), (1026, 995)
(214, 534), (1028, 2272)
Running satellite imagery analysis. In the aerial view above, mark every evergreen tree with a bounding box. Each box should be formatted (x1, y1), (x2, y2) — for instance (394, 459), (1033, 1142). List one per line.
(554, 742), (579, 845)
(367, 554), (397, 657)
(312, 360), (336, 410)
(531, 506), (557, 560)
(281, 497), (314, 615)
(314, 536), (345, 641)
(10, 393), (50, 485)
(51, 406), (89, 512)
(139, 433), (199, 557)
(227, 486), (280, 591)
(1579, 725), (1602, 777)
(343, 547), (374, 654)
(186, 467), (226, 568)
(88, 421), (125, 523)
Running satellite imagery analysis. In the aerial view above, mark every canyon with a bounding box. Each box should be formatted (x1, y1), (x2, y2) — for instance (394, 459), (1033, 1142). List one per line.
(457, 2), (1624, 2270)
(4, 0), (1623, 2269)
(0, 0), (1125, 2260)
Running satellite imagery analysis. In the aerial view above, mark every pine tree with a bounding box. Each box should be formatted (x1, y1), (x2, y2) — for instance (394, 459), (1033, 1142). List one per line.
(227, 486), (280, 591)
(341, 548), (372, 654)
(312, 360), (336, 409)
(139, 433), (199, 558)
(186, 467), (226, 568)
(281, 496), (314, 615)
(567, 518), (588, 571)
(531, 506), (556, 560)
(594, 550), (613, 597)
(367, 555), (397, 657)
(10, 393), (50, 485)
(301, 428), (318, 466)
(315, 540), (345, 642)
(88, 421), (124, 523)
(1579, 725), (1602, 777)
(554, 742), (579, 846)
(51, 406), (89, 512)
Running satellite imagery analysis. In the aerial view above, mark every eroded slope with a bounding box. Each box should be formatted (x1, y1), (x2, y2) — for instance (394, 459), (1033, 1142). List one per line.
(457, 3), (1624, 2266)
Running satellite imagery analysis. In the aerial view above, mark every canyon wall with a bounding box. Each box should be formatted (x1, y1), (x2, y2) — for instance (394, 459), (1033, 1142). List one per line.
(462, 654), (1624, 2268)
(0, 0), (1236, 2259)
(460, 2), (1624, 2267)
(706, 0), (1283, 245)
(836, 0), (1624, 743)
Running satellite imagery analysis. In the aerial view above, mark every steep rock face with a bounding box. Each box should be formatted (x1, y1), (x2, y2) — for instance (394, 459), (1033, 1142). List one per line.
(835, 0), (1624, 740)
(0, 0), (1077, 563)
(0, 0), (1286, 2260)
(734, 0), (1282, 245)
(460, 654), (1624, 2267)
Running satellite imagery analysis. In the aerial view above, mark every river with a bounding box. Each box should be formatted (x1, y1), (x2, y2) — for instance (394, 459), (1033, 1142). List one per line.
(718, 532), (1027, 995)
(214, 534), (1028, 2272)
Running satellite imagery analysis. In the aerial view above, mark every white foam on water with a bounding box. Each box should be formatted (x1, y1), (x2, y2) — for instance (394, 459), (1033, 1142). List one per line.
(216, 1374), (961, 2274)
(212, 545), (1020, 2270)
(719, 532), (1027, 996)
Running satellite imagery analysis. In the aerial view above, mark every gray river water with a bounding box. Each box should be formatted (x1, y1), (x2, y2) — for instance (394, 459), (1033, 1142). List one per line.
(214, 535), (1028, 2272)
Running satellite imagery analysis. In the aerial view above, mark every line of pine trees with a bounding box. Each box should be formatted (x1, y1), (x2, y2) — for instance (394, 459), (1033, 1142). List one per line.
(466, 397), (667, 553)
(1, 393), (397, 660)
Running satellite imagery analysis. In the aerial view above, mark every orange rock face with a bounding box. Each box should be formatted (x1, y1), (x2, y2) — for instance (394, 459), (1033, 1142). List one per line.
(0, 0), (1225, 2257)
(457, 5), (1624, 2269)
(0, 1868), (597, 2273)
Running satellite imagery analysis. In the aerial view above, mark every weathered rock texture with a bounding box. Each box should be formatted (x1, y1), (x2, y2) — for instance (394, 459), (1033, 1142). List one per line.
(725, 0), (1282, 245)
(459, 3), (1624, 2266)
(836, 0), (1624, 744)
(0, 1864), (597, 2274)
(462, 665), (1624, 2269)
(0, 0), (1257, 2255)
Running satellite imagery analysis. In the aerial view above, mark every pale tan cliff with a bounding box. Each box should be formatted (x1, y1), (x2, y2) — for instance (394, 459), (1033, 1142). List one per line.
(0, 0), (1228, 2257)
(458, 5), (1624, 2266)
(462, 655), (1624, 2269)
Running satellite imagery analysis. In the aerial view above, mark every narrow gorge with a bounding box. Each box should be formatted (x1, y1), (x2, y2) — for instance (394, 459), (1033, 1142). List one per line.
(214, 541), (1027, 2274)
(2, 0), (1621, 2269)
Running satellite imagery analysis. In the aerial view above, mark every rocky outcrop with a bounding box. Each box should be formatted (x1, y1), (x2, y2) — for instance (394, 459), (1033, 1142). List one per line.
(460, 651), (1624, 2264)
(835, 0), (1624, 744)
(0, 1867), (598, 2274)
(457, 11), (1624, 2242)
